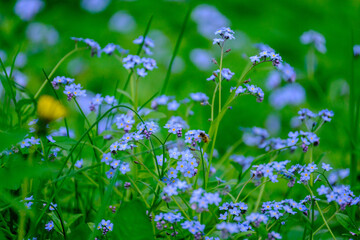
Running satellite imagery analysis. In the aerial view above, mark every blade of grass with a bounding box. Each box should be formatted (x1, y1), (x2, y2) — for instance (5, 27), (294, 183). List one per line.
(160, 6), (191, 95)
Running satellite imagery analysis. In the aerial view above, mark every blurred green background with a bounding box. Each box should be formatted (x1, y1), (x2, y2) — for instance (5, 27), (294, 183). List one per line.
(1, 0), (359, 177)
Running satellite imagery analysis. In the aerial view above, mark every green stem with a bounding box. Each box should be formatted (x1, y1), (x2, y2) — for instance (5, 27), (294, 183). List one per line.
(35, 47), (87, 100)
(218, 45), (224, 114)
(126, 175), (150, 208)
(307, 186), (336, 240)
(235, 176), (254, 202)
(253, 181), (265, 212)
(312, 210), (339, 236)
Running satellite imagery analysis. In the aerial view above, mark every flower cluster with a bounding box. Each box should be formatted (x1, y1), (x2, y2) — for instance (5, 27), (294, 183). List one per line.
(122, 55), (157, 77)
(231, 84), (265, 102)
(261, 199), (305, 219)
(300, 30), (326, 53)
(71, 37), (127, 57)
(101, 153), (130, 179)
(242, 108), (333, 152)
(133, 36), (154, 55)
(89, 94), (117, 112)
(154, 211), (183, 237)
(213, 27), (235, 45)
(24, 195), (34, 209)
(216, 222), (252, 239)
(190, 188), (222, 211)
(190, 92), (209, 105)
(52, 76), (74, 89)
(184, 129), (208, 146)
(19, 136), (40, 148)
(162, 148), (198, 179)
(150, 95), (185, 111)
(181, 220), (205, 239)
(298, 108), (334, 122)
(162, 179), (191, 197)
(115, 114), (135, 132)
(206, 68), (235, 81)
(230, 155), (254, 171)
(252, 160), (292, 183)
(63, 83), (86, 100)
(164, 116), (189, 136)
(97, 219), (113, 235)
(250, 50), (282, 67)
(317, 185), (360, 210)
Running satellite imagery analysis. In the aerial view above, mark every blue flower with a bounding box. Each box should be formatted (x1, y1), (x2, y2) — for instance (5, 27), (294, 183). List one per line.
(300, 171), (310, 181)
(250, 55), (260, 63)
(101, 153), (113, 165)
(106, 168), (115, 179)
(317, 185), (329, 195)
(354, 45), (360, 57)
(163, 185), (178, 196)
(322, 162), (332, 171)
(221, 68), (234, 81)
(214, 27), (235, 40)
(120, 162), (130, 174)
(190, 92), (209, 104)
(141, 58), (157, 71)
(318, 109), (334, 122)
(219, 212), (227, 220)
(75, 159), (83, 168)
(45, 220), (54, 231)
(133, 36), (154, 55)
(168, 168), (178, 178)
(213, 38), (224, 45)
(306, 163), (317, 172)
(156, 154), (166, 166)
(24, 195), (34, 209)
(167, 100), (180, 111)
(307, 133), (319, 144)
(123, 55), (141, 69)
(300, 30), (326, 53)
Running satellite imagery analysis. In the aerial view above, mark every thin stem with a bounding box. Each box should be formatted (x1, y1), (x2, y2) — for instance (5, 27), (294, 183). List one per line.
(210, 83), (218, 121)
(235, 176), (254, 202)
(240, 180), (269, 202)
(307, 186), (336, 240)
(218, 45), (224, 114)
(127, 175), (150, 208)
(35, 47), (87, 99)
(171, 196), (191, 221)
(312, 210), (339, 236)
(253, 180), (266, 212)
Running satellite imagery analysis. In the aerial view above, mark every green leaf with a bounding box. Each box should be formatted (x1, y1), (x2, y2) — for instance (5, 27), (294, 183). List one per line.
(113, 200), (154, 240)
(68, 223), (92, 239)
(315, 152), (326, 164)
(0, 128), (27, 152)
(117, 89), (133, 103)
(53, 136), (78, 150)
(335, 213), (358, 232)
(143, 111), (166, 120)
(65, 214), (83, 228)
(47, 212), (63, 235)
(233, 231), (255, 238)
(230, 161), (243, 181)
